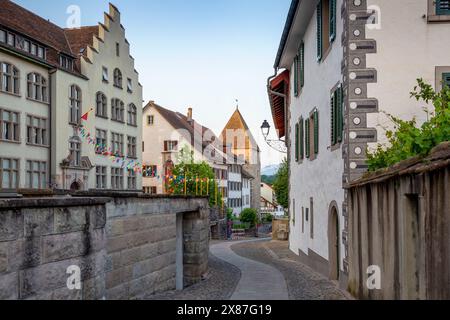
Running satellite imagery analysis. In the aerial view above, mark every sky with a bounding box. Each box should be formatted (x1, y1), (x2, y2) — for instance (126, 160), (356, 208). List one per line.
(14, 0), (291, 168)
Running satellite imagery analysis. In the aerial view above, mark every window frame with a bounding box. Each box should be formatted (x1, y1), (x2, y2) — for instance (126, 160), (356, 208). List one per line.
(113, 68), (123, 89)
(128, 169), (137, 189)
(96, 92), (108, 118)
(127, 135), (137, 159)
(96, 166), (107, 189)
(111, 132), (124, 156)
(26, 114), (48, 147)
(25, 160), (47, 189)
(27, 72), (48, 103)
(68, 136), (82, 167)
(111, 98), (125, 123)
(0, 108), (20, 142)
(0, 62), (20, 95)
(69, 85), (82, 125)
(0, 157), (20, 190)
(111, 167), (124, 190)
(127, 104), (137, 126)
(95, 128), (107, 155)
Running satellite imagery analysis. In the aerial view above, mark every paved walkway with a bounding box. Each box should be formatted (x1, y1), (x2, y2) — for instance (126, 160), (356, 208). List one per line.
(210, 240), (289, 300)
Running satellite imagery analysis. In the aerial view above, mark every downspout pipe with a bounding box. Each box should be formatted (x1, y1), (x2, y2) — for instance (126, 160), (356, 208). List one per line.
(48, 68), (57, 191)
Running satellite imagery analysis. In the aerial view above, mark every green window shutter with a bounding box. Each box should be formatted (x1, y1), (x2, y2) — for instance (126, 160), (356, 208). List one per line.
(300, 42), (305, 88)
(314, 110), (319, 155)
(437, 0), (450, 15)
(316, 2), (322, 61)
(337, 85), (343, 143)
(300, 118), (304, 160)
(443, 73), (450, 88)
(331, 93), (336, 145)
(330, 0), (337, 42)
(294, 55), (299, 97)
(305, 119), (310, 159)
(295, 123), (299, 162)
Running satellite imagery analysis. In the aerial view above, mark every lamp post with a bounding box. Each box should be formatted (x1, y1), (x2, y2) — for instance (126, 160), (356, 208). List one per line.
(260, 120), (287, 154)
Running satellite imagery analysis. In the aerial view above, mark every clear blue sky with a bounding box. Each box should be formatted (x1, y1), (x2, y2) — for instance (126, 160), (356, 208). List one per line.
(14, 0), (291, 167)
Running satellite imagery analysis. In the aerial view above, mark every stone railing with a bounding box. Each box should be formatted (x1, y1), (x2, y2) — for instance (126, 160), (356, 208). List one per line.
(0, 194), (210, 300)
(347, 142), (450, 300)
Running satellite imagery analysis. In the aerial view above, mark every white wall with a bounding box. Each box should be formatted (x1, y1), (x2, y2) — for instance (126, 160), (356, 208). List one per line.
(288, 0), (346, 270)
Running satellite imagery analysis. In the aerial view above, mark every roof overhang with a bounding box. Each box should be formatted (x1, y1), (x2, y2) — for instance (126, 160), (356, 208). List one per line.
(274, 0), (319, 69)
(268, 69), (290, 138)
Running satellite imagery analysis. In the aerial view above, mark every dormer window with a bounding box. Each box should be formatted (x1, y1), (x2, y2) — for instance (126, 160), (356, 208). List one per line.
(59, 55), (73, 71)
(7, 33), (14, 46)
(0, 30), (5, 43)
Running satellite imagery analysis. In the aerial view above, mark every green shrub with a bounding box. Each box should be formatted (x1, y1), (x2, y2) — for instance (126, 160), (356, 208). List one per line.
(240, 208), (258, 227)
(367, 79), (450, 171)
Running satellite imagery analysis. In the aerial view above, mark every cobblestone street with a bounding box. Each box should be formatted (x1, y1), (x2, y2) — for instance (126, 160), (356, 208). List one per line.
(147, 239), (350, 300)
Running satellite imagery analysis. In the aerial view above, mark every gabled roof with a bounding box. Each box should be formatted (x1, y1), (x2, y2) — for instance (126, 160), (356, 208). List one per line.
(221, 108), (259, 152)
(64, 26), (99, 58)
(0, 0), (75, 57)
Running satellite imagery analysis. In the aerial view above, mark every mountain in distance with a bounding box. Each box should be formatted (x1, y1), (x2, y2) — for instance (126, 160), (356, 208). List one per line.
(261, 164), (280, 176)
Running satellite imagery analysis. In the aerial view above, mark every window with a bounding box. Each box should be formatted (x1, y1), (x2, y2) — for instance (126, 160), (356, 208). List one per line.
(295, 122), (299, 162)
(116, 43), (120, 57)
(27, 115), (48, 146)
(31, 44), (37, 56)
(59, 55), (73, 70)
(95, 129), (107, 154)
(331, 85), (343, 146)
(294, 55), (299, 97)
(127, 78), (132, 93)
(0, 62), (20, 95)
(96, 92), (108, 118)
(27, 73), (48, 102)
(0, 158), (19, 189)
(144, 186), (157, 194)
(96, 166), (107, 189)
(23, 40), (30, 52)
(111, 167), (124, 190)
(1, 109), (20, 142)
(299, 118), (304, 160)
(69, 137), (81, 167)
(437, 0), (450, 15)
(111, 132), (124, 156)
(310, 197), (314, 239)
(7, 33), (15, 46)
(111, 98), (125, 122)
(299, 42), (305, 88)
(69, 85), (82, 124)
(164, 141), (178, 152)
(147, 115), (154, 125)
(127, 104), (137, 126)
(143, 165), (157, 178)
(313, 110), (319, 155)
(37, 47), (45, 59)
(113, 68), (122, 88)
(127, 136), (137, 158)
(305, 110), (319, 160)
(102, 67), (109, 82)
(443, 73), (450, 88)
(305, 118), (310, 159)
(128, 169), (136, 189)
(26, 160), (47, 189)
(0, 30), (6, 43)
(316, 0), (334, 62)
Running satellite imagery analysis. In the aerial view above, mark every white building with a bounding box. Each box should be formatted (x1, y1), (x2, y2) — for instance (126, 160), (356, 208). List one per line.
(0, 1), (142, 192)
(142, 102), (228, 198)
(268, 0), (450, 288)
(260, 182), (277, 213)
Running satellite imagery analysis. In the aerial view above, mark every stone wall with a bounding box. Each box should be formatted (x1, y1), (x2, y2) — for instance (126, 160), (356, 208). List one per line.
(347, 143), (450, 300)
(0, 198), (109, 300)
(0, 194), (210, 300)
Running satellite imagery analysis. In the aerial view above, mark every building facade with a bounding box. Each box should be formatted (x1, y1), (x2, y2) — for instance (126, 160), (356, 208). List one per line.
(0, 1), (143, 193)
(268, 0), (450, 288)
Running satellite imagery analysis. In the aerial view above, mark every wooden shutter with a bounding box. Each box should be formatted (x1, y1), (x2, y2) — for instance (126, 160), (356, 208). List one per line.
(437, 0), (450, 15)
(300, 118), (304, 160)
(313, 110), (319, 155)
(331, 93), (336, 145)
(337, 85), (343, 143)
(305, 119), (310, 159)
(443, 73), (450, 88)
(316, 1), (323, 61)
(295, 123), (299, 162)
(300, 42), (305, 88)
(294, 55), (299, 97)
(330, 0), (337, 41)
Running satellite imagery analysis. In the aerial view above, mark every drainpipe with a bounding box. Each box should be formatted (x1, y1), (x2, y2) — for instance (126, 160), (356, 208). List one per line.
(48, 68), (57, 191)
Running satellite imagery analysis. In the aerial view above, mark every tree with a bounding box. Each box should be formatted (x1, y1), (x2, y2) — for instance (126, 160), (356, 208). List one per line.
(166, 145), (224, 207)
(273, 158), (288, 209)
(240, 208), (258, 228)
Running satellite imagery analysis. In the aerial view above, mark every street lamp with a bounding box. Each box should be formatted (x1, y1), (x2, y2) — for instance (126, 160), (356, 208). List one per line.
(260, 120), (287, 154)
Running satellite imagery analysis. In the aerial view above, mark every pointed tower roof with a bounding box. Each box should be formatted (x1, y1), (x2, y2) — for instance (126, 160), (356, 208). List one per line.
(221, 108), (251, 133)
(221, 108), (259, 156)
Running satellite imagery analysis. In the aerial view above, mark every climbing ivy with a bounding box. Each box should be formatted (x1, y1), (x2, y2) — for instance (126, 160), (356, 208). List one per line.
(367, 79), (450, 171)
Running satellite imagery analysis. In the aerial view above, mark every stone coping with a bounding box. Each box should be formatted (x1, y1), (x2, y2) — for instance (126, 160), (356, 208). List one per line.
(348, 142), (450, 188)
(72, 191), (210, 200)
(0, 197), (112, 210)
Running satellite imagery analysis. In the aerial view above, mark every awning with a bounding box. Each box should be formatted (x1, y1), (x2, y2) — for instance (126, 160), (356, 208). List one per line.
(268, 69), (289, 138)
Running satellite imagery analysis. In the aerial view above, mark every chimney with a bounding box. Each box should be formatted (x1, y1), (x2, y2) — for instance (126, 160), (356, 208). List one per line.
(187, 107), (193, 122)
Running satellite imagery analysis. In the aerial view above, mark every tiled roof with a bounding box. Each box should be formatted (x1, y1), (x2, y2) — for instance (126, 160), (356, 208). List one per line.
(65, 26), (99, 58)
(221, 108), (258, 152)
(0, 0), (74, 56)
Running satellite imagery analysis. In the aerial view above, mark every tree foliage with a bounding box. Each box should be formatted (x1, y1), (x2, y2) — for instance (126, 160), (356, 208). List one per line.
(367, 79), (450, 171)
(272, 158), (288, 209)
(240, 208), (258, 227)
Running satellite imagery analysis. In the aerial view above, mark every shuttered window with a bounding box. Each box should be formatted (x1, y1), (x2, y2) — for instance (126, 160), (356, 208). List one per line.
(295, 122), (300, 162)
(294, 55), (299, 97)
(437, 0), (450, 15)
(299, 118), (304, 160)
(316, 2), (323, 61)
(299, 42), (305, 88)
(331, 85), (344, 146)
(305, 119), (310, 159)
(313, 110), (319, 155)
(443, 73), (450, 88)
(330, 0), (337, 41)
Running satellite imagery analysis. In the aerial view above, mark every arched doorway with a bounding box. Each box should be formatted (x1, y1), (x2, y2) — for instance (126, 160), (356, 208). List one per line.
(70, 181), (81, 192)
(328, 202), (340, 281)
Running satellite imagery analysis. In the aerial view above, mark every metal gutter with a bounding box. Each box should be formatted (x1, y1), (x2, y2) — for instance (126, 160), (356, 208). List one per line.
(274, 0), (300, 69)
